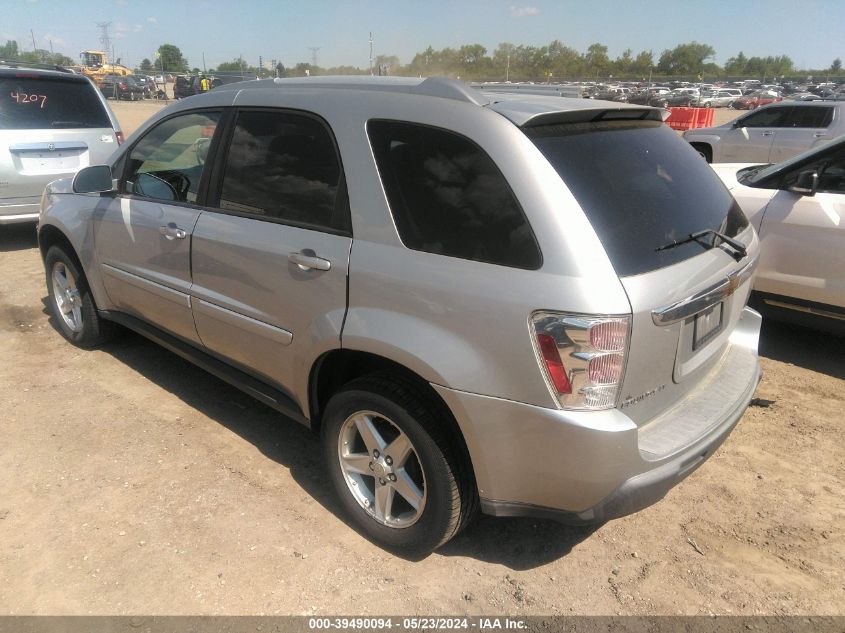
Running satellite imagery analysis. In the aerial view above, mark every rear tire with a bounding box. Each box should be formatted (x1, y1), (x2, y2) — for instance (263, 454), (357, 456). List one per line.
(690, 143), (713, 163)
(45, 246), (113, 348)
(322, 373), (477, 554)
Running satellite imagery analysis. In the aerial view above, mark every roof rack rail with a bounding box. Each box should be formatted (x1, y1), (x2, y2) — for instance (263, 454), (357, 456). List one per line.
(0, 58), (75, 74)
(245, 75), (490, 106)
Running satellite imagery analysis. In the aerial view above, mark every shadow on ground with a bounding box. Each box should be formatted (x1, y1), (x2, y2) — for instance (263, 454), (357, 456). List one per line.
(40, 301), (590, 568)
(759, 318), (845, 380)
(0, 224), (38, 252)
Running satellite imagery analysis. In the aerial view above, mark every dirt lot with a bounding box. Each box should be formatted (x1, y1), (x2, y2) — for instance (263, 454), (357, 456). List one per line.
(0, 101), (843, 616)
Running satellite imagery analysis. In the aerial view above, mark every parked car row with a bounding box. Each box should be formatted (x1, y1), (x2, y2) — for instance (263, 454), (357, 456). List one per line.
(99, 74), (164, 100)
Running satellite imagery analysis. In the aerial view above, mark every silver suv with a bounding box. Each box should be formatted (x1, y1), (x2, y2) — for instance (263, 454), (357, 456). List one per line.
(38, 76), (762, 553)
(684, 101), (844, 163)
(1, 62), (122, 224)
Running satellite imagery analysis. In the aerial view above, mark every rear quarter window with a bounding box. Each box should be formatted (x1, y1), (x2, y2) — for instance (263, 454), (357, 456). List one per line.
(367, 120), (541, 270)
(0, 76), (111, 130)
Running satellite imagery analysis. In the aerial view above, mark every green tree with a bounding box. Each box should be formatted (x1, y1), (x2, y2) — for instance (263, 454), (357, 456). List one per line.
(631, 50), (654, 77)
(724, 51), (748, 75)
(139, 58), (153, 72)
(831, 58), (842, 72)
(215, 57), (249, 72)
(657, 41), (716, 75)
(156, 44), (188, 72)
(0, 40), (20, 59)
(584, 42), (609, 76)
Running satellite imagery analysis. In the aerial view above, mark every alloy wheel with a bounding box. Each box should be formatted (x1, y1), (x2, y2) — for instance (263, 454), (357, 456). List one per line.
(337, 410), (427, 528)
(51, 261), (83, 333)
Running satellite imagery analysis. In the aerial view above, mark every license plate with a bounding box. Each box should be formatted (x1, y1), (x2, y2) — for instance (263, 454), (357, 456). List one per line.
(19, 151), (80, 172)
(693, 303), (723, 350)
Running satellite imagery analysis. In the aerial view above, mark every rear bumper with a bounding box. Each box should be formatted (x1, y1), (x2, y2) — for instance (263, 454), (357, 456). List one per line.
(434, 307), (762, 524)
(0, 199), (40, 224)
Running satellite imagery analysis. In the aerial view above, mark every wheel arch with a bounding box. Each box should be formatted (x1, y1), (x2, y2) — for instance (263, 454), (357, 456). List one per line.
(308, 348), (477, 484)
(688, 141), (714, 162)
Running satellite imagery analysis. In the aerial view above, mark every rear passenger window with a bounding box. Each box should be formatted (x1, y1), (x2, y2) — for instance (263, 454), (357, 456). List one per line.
(782, 106), (834, 128)
(217, 110), (348, 232)
(367, 120), (541, 269)
(739, 108), (787, 128)
(124, 111), (220, 204)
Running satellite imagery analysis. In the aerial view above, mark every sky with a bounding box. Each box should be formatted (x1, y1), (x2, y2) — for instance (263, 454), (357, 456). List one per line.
(2, 0), (843, 72)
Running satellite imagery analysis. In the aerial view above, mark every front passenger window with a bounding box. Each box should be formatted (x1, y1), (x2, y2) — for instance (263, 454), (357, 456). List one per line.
(124, 111), (220, 204)
(739, 108), (788, 128)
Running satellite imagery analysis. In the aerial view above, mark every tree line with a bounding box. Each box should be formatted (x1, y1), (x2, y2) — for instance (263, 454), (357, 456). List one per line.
(3, 38), (841, 82)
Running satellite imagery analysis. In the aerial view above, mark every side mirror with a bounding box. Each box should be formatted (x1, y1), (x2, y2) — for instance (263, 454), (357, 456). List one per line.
(788, 170), (818, 196)
(134, 173), (178, 201)
(72, 165), (114, 194)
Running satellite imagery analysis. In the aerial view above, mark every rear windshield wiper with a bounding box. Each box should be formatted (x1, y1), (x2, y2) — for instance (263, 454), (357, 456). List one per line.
(656, 229), (747, 259)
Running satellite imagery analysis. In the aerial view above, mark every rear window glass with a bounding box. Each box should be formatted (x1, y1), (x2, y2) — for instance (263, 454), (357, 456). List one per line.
(525, 120), (748, 277)
(0, 76), (111, 130)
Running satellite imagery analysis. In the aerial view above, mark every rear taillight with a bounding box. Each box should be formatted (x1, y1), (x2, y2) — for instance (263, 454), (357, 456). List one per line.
(530, 313), (631, 410)
(115, 131), (124, 145)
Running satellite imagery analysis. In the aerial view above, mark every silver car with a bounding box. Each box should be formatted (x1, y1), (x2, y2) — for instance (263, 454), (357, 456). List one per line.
(38, 76), (762, 553)
(684, 101), (844, 163)
(1, 63), (122, 224)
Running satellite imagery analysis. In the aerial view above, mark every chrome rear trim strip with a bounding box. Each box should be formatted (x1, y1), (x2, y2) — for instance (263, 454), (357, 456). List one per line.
(652, 256), (758, 326)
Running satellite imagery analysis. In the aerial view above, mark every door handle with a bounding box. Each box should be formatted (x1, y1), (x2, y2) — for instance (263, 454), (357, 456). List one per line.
(814, 132), (826, 138)
(159, 224), (187, 240)
(761, 131), (773, 136)
(288, 250), (331, 271)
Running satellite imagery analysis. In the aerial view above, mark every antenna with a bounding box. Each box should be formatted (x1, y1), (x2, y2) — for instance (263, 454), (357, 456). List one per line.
(369, 32), (373, 76)
(308, 47), (321, 69)
(96, 21), (112, 63)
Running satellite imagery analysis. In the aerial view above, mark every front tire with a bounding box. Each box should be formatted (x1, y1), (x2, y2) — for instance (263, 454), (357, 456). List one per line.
(322, 374), (476, 554)
(45, 246), (113, 348)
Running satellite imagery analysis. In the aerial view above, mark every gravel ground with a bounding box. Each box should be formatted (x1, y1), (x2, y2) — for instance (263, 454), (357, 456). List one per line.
(0, 100), (842, 616)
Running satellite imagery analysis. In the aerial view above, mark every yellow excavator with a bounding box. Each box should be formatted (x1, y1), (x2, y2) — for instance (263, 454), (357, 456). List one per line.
(76, 50), (132, 84)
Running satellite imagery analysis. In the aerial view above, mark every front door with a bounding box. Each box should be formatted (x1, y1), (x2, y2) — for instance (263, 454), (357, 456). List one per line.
(720, 106), (788, 162)
(95, 110), (222, 343)
(755, 152), (845, 308)
(190, 109), (351, 403)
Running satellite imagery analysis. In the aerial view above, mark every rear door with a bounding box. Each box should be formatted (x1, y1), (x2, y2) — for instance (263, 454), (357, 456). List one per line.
(769, 105), (836, 163)
(189, 108), (351, 399)
(0, 73), (117, 217)
(94, 109), (222, 343)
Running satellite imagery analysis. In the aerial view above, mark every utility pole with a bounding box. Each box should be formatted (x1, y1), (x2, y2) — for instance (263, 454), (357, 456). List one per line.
(506, 53), (510, 82)
(30, 29), (37, 53)
(308, 47), (320, 71)
(96, 22), (112, 63)
(202, 51), (206, 74)
(369, 32), (373, 76)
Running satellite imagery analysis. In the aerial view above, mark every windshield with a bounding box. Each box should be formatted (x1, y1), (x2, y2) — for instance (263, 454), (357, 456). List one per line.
(0, 76), (111, 130)
(525, 120), (748, 276)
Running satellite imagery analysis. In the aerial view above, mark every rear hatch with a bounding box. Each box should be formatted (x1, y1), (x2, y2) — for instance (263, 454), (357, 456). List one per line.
(0, 73), (118, 205)
(523, 117), (757, 433)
